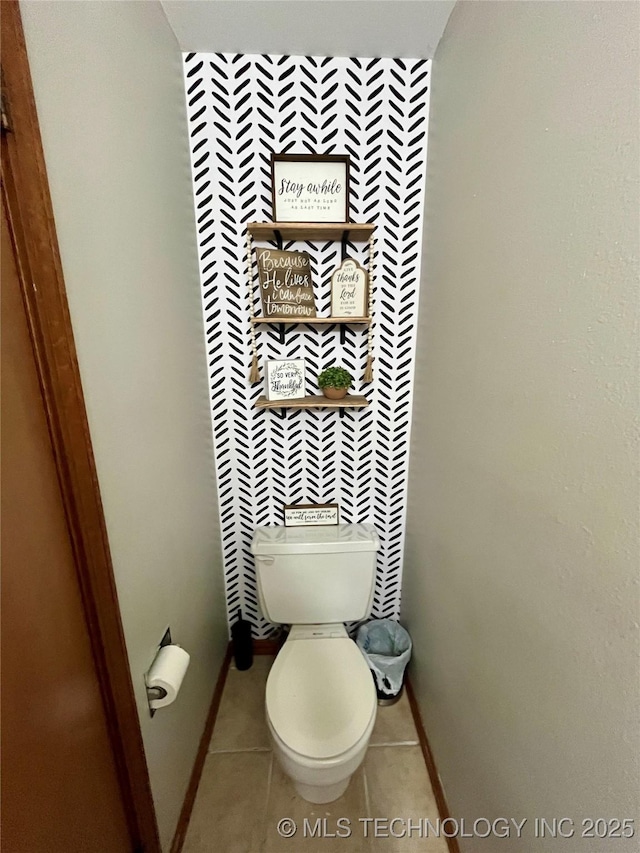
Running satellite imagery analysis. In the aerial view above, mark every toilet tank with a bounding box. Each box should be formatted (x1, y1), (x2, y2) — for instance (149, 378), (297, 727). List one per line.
(251, 524), (380, 624)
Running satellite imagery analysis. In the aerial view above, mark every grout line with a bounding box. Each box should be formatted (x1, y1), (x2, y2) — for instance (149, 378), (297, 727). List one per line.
(260, 753), (274, 849)
(363, 766), (371, 816)
(363, 767), (374, 852)
(368, 740), (419, 747)
(266, 752), (274, 808)
(207, 746), (272, 755)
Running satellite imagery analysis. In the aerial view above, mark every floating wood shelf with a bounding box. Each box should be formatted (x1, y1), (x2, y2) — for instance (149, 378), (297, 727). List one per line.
(251, 316), (371, 344)
(247, 222), (375, 242)
(251, 317), (371, 325)
(246, 222), (376, 394)
(255, 395), (369, 419)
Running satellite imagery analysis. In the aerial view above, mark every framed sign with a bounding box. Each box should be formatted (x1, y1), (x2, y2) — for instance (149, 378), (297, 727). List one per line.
(330, 258), (368, 317)
(256, 248), (316, 319)
(272, 154), (350, 223)
(283, 504), (340, 527)
(265, 359), (306, 401)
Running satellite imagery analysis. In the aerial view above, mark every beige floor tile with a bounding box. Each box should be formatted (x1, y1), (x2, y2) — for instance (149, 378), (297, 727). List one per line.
(182, 751), (271, 853)
(365, 747), (448, 853)
(263, 759), (371, 852)
(209, 656), (274, 752)
(369, 692), (419, 746)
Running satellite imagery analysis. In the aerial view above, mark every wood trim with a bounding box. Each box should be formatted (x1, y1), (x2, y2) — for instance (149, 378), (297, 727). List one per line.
(251, 317), (371, 325)
(170, 644), (233, 853)
(253, 638), (283, 655)
(406, 676), (461, 853)
(1, 4), (160, 850)
(247, 221), (374, 242)
(255, 394), (369, 410)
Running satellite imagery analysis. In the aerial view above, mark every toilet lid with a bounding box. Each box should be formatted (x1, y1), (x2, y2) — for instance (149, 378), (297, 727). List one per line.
(266, 638), (377, 760)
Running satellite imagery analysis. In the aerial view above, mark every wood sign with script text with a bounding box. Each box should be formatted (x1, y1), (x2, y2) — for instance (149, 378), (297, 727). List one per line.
(283, 504), (340, 527)
(330, 258), (368, 317)
(256, 248), (317, 319)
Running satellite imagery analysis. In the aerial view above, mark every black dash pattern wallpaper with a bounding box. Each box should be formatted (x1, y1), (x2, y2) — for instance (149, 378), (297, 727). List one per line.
(183, 53), (430, 637)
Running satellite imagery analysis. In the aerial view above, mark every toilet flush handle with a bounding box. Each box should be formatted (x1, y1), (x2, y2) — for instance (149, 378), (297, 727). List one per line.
(255, 555), (275, 566)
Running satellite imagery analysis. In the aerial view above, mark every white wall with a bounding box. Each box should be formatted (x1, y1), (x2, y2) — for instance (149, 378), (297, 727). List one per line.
(161, 0), (454, 58)
(20, 2), (228, 848)
(404, 2), (640, 850)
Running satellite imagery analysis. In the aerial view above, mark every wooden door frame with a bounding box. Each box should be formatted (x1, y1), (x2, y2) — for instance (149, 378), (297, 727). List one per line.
(1, 4), (160, 850)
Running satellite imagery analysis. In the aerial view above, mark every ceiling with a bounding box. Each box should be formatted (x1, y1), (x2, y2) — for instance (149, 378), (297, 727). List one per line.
(160, 0), (456, 59)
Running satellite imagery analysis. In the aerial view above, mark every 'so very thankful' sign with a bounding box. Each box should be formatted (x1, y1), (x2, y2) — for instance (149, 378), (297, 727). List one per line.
(257, 249), (316, 319)
(265, 360), (306, 401)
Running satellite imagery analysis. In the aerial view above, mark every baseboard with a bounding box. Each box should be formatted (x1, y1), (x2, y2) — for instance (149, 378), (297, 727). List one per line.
(405, 676), (461, 853)
(253, 637), (282, 655)
(170, 643), (233, 853)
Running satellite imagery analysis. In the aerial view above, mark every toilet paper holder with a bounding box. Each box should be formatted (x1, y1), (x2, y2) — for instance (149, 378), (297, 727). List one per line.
(146, 685), (168, 703)
(146, 626), (172, 717)
(146, 676), (168, 718)
(145, 627), (190, 717)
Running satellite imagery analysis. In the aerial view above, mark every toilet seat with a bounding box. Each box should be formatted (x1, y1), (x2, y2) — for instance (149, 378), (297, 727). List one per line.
(266, 637), (377, 761)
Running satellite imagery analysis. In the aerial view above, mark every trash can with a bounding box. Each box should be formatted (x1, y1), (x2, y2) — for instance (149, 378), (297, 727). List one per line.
(356, 619), (412, 706)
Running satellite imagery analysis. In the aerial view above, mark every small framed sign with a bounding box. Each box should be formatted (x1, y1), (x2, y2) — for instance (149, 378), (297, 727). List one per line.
(265, 359), (306, 401)
(272, 154), (350, 223)
(256, 248), (316, 319)
(330, 258), (368, 317)
(283, 504), (340, 527)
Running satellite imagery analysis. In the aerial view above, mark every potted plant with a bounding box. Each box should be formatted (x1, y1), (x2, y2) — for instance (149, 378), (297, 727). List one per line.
(317, 366), (354, 400)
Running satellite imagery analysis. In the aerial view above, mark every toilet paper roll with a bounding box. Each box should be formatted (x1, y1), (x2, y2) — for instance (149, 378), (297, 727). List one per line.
(145, 644), (190, 710)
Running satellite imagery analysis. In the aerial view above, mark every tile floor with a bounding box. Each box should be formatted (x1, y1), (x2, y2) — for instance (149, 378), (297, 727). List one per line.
(183, 656), (449, 852)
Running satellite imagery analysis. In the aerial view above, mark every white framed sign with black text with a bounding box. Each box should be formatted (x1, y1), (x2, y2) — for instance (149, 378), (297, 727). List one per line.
(265, 359), (306, 401)
(271, 154), (350, 223)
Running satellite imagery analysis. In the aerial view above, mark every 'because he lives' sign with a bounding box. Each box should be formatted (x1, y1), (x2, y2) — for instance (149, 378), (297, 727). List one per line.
(256, 248), (316, 319)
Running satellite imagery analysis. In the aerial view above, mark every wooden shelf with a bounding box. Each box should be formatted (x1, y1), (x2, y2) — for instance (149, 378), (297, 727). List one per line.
(247, 222), (375, 242)
(251, 316), (371, 344)
(247, 222), (376, 406)
(251, 317), (371, 325)
(255, 395), (369, 412)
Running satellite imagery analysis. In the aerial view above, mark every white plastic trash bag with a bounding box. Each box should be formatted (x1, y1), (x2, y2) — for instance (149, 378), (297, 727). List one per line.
(356, 619), (412, 696)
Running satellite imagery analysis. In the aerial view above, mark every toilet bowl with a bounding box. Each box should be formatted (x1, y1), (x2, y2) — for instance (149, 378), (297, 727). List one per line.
(266, 625), (377, 803)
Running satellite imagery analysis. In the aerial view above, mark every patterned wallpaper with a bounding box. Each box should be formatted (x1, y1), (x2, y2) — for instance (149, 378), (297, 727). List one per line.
(183, 53), (431, 637)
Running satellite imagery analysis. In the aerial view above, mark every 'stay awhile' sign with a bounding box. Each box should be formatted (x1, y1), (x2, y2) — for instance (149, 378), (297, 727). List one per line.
(272, 155), (349, 222)
(257, 249), (316, 319)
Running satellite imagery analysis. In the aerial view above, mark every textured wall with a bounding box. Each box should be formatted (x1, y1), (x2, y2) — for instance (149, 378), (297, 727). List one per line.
(20, 2), (228, 848)
(162, 1), (454, 58)
(403, 2), (640, 850)
(184, 53), (430, 637)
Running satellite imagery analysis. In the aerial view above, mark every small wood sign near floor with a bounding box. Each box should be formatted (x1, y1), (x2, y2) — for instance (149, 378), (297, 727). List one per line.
(256, 248), (316, 319)
(283, 503), (339, 526)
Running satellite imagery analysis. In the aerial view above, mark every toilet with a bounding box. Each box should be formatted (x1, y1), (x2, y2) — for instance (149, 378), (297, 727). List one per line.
(251, 523), (380, 804)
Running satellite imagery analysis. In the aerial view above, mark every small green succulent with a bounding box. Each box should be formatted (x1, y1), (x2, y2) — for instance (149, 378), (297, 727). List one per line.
(317, 366), (354, 390)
